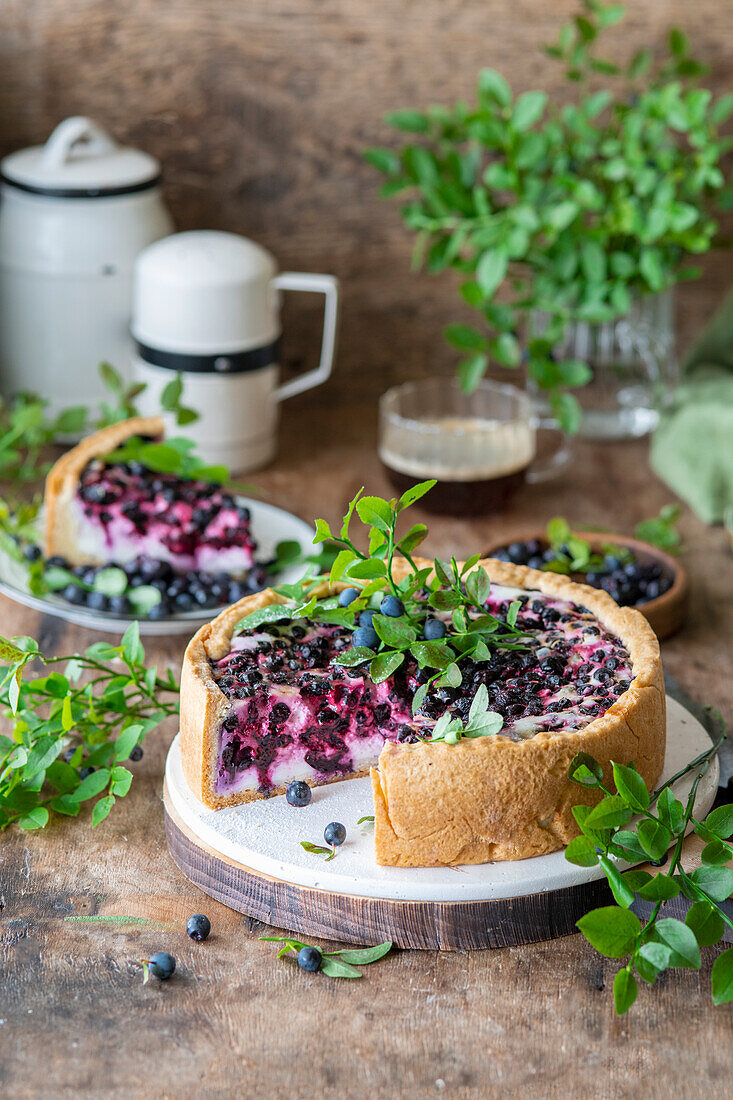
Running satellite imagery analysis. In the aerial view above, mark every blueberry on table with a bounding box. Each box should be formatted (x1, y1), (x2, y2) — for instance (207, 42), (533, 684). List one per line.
(339, 587), (360, 607)
(186, 914), (211, 942)
(286, 780), (312, 808)
(147, 952), (176, 980)
(353, 625), (379, 650)
(298, 945), (322, 972)
(324, 821), (346, 847)
(128, 745), (144, 762)
(422, 617), (447, 641)
(380, 595), (404, 617)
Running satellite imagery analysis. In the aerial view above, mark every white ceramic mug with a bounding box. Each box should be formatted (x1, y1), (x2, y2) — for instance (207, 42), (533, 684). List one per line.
(131, 232), (339, 472)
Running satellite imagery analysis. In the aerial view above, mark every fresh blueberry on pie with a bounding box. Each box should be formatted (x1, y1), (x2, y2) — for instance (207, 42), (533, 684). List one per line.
(43, 416), (257, 579)
(180, 557), (665, 866)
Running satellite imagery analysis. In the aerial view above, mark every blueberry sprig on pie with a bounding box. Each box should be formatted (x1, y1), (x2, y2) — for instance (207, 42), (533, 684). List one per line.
(180, 482), (665, 866)
(42, 417), (264, 616)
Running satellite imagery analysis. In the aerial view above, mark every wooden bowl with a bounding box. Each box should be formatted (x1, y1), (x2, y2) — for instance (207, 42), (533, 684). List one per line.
(482, 530), (689, 641)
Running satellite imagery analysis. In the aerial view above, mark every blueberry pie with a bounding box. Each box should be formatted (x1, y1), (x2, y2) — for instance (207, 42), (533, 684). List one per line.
(179, 558), (664, 865)
(44, 417), (256, 576)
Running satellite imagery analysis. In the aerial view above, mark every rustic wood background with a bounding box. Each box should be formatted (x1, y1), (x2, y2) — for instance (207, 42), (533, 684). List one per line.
(0, 0), (730, 403)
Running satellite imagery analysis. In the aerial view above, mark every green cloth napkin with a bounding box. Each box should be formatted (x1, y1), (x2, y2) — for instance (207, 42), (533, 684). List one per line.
(650, 290), (733, 523)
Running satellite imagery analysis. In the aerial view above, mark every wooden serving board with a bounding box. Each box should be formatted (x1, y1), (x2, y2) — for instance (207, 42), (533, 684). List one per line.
(163, 697), (719, 950)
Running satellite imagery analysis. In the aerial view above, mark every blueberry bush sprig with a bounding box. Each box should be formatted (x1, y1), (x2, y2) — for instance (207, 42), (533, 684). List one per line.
(634, 505), (683, 555)
(540, 516), (632, 576)
(261, 936), (392, 978)
(234, 481), (526, 726)
(102, 434), (228, 486)
(565, 730), (733, 1013)
(365, 1), (733, 430)
(0, 622), (179, 831)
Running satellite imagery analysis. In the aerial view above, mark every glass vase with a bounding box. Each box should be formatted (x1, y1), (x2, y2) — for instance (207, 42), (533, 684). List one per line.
(530, 290), (677, 441)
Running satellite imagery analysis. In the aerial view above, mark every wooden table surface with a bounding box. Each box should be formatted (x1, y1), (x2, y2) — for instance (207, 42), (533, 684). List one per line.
(1, 401), (732, 1099)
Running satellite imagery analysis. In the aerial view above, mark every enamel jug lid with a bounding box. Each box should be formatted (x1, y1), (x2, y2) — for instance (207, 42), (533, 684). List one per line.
(132, 230), (280, 356)
(1, 117), (161, 198)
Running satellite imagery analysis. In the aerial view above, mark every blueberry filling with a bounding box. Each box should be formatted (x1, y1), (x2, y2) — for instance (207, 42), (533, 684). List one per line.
(210, 587), (633, 795)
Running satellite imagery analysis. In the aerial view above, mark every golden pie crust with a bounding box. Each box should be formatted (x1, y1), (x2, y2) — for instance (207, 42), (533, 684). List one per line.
(179, 558), (665, 864)
(43, 416), (165, 564)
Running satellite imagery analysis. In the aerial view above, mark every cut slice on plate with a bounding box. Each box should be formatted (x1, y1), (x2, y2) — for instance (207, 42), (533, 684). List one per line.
(44, 416), (256, 575)
(179, 558), (665, 865)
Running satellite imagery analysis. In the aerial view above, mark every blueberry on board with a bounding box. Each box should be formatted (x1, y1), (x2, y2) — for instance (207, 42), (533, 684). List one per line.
(23, 543), (42, 562)
(286, 780), (312, 808)
(148, 952), (176, 980)
(61, 583), (86, 605)
(129, 745), (144, 762)
(352, 625), (378, 650)
(359, 609), (375, 628)
(324, 821), (346, 847)
(380, 595), (404, 617)
(298, 945), (322, 972)
(423, 618), (447, 641)
(186, 914), (211, 943)
(86, 591), (110, 612)
(339, 587), (360, 607)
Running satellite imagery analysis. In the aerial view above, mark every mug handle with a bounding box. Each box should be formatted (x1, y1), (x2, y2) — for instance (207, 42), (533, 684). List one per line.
(272, 272), (339, 402)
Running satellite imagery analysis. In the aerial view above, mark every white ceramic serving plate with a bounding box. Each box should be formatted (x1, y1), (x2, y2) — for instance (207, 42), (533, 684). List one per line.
(0, 496), (315, 636)
(164, 695), (719, 904)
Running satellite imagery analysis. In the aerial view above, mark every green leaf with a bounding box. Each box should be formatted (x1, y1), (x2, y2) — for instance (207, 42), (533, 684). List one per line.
(565, 835), (599, 867)
(657, 787), (685, 833)
(319, 956), (363, 979)
(410, 640), (454, 671)
(355, 495), (393, 532)
(397, 479), (435, 511)
(332, 647), (374, 667)
(369, 650), (405, 684)
(637, 941), (672, 977)
(110, 766), (133, 797)
(637, 818), (672, 861)
(687, 865), (733, 903)
(314, 518), (332, 544)
(685, 900), (725, 947)
(598, 854), (635, 908)
(61, 694), (74, 732)
(576, 906), (641, 958)
(330, 941), (392, 965)
(92, 794), (115, 827)
(613, 968), (638, 1015)
(568, 751), (604, 787)
(18, 807), (50, 830)
(398, 523), (428, 555)
(363, 148), (400, 175)
(511, 91), (547, 132)
(654, 917), (701, 969)
(704, 804), (733, 840)
(0, 637), (27, 664)
(584, 796), (632, 832)
(444, 323), (487, 351)
(478, 68), (512, 107)
(550, 392), (582, 434)
(384, 109), (428, 133)
(114, 725), (143, 762)
(70, 768), (111, 802)
(612, 762), (649, 811)
(346, 559), (386, 580)
(372, 615), (416, 649)
(711, 948), (733, 1005)
(457, 353), (488, 392)
(300, 841), (337, 861)
(637, 874), (679, 902)
(476, 250), (508, 297)
(121, 621), (144, 667)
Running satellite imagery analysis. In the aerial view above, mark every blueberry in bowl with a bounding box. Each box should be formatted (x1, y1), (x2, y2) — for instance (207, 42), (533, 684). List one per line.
(485, 522), (687, 640)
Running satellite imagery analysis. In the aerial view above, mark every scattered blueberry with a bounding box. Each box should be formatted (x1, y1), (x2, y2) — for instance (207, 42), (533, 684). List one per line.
(324, 821), (346, 847)
(128, 745), (144, 762)
(147, 952), (176, 980)
(422, 617), (446, 641)
(339, 587), (360, 607)
(380, 595), (404, 617)
(286, 780), (312, 807)
(353, 625), (379, 650)
(186, 914), (211, 942)
(297, 945), (322, 972)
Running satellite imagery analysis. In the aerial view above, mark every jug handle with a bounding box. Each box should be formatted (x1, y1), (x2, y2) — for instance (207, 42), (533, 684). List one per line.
(41, 117), (117, 171)
(272, 273), (339, 402)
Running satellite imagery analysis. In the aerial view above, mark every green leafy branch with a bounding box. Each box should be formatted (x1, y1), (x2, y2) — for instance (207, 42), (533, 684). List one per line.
(565, 732), (733, 1013)
(428, 684), (503, 743)
(261, 936), (392, 978)
(235, 481), (527, 721)
(0, 623), (179, 831)
(365, 0), (733, 430)
(103, 434), (228, 485)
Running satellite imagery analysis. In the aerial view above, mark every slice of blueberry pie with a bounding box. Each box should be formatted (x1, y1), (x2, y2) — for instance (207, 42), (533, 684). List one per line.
(179, 558), (664, 865)
(44, 416), (256, 576)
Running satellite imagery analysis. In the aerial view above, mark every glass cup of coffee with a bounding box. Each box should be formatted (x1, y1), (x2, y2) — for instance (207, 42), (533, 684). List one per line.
(378, 378), (537, 515)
